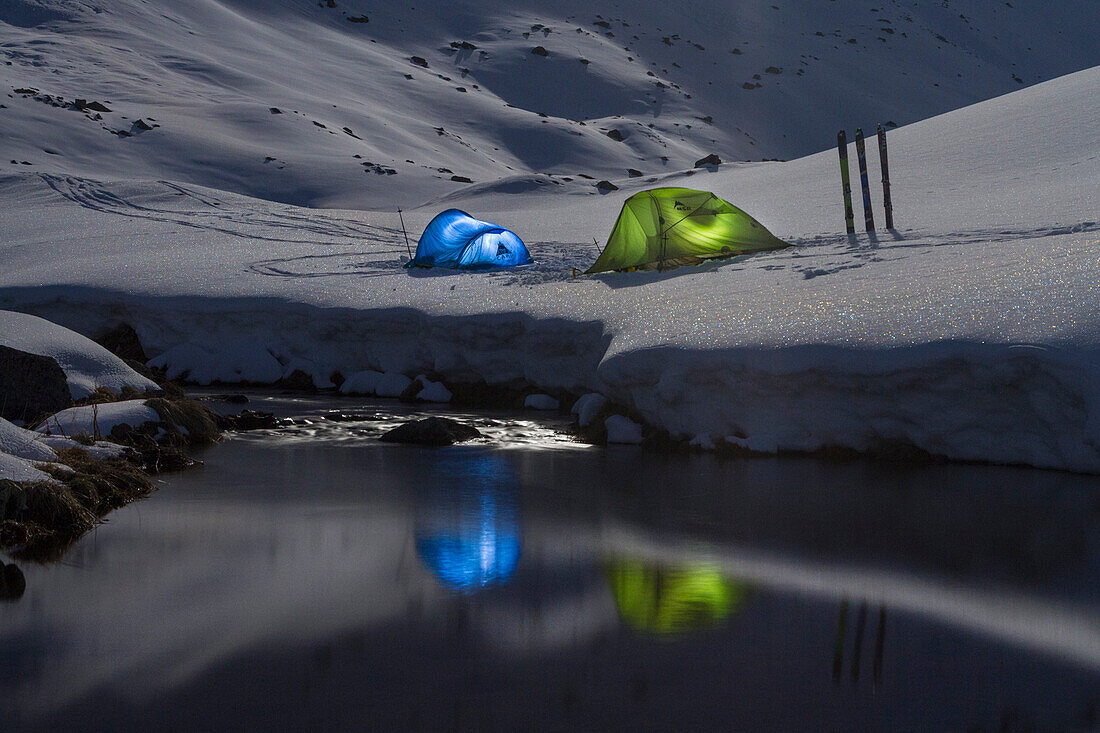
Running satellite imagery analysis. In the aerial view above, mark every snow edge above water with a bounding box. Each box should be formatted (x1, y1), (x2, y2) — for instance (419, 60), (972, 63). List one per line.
(8, 294), (1100, 474)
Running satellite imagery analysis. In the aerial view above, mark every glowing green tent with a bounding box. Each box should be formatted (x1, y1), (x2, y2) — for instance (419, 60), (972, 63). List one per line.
(586, 187), (788, 274)
(606, 560), (748, 634)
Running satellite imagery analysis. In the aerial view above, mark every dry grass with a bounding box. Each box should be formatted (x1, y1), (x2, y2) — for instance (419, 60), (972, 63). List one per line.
(1, 447), (154, 561)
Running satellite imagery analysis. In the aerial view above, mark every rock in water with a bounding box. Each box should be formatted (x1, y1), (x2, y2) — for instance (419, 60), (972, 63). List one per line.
(233, 410), (278, 431)
(0, 563), (26, 602)
(379, 416), (481, 446)
(0, 346), (70, 423)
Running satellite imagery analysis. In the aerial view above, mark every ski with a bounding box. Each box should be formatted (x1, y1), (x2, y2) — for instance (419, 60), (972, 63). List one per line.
(877, 124), (894, 229)
(855, 127), (875, 231)
(837, 130), (855, 234)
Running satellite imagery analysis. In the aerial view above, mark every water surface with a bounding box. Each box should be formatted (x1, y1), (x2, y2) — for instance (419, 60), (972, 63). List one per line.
(1, 394), (1098, 731)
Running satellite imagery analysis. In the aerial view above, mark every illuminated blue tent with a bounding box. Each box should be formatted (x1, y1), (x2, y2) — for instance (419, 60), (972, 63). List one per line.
(406, 209), (532, 269)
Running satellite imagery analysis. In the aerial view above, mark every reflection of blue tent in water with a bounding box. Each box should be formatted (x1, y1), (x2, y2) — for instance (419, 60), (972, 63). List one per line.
(406, 209), (532, 269)
(606, 559), (748, 634)
(415, 455), (522, 593)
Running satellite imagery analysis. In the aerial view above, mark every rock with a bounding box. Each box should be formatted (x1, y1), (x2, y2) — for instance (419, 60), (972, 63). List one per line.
(379, 416), (481, 446)
(765, 66), (782, 74)
(270, 107), (282, 114)
(233, 410), (278, 431)
(277, 369), (317, 392)
(132, 119), (154, 131)
(606, 129), (624, 141)
(531, 46), (549, 57)
(95, 322), (148, 364)
(347, 14), (368, 23)
(595, 180), (618, 192)
(450, 175), (473, 183)
(0, 346), (71, 423)
(0, 563), (26, 602)
(694, 153), (722, 167)
(627, 168), (643, 177)
(410, 56), (429, 68)
(399, 378), (424, 403)
(450, 41), (477, 50)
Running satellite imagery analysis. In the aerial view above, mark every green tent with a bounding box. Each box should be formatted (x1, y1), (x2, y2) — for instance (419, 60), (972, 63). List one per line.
(586, 187), (789, 274)
(606, 560), (748, 634)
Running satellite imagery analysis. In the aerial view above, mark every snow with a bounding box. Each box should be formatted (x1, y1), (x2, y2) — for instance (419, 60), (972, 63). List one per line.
(148, 340), (283, 385)
(604, 415), (643, 445)
(0, 416), (124, 483)
(0, 2), (1098, 471)
(37, 400), (161, 440)
(415, 377), (453, 403)
(375, 372), (413, 398)
(0, 0), (1095, 210)
(281, 358), (335, 389)
(524, 394), (560, 411)
(571, 393), (607, 427)
(0, 451), (51, 483)
(0, 310), (157, 399)
(339, 370), (385, 396)
(0, 416), (56, 463)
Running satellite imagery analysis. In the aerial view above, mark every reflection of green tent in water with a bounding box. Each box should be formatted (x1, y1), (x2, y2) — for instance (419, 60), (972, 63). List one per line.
(414, 455), (521, 594)
(606, 560), (747, 634)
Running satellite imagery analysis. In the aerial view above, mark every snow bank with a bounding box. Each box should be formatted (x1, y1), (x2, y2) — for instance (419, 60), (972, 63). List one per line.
(605, 416), (643, 445)
(148, 340), (282, 385)
(524, 394), (560, 411)
(340, 370), (384, 396)
(37, 401), (160, 440)
(0, 310), (157, 399)
(0, 417), (56, 463)
(414, 377), (452, 403)
(571, 394), (607, 427)
(0, 451), (52, 483)
(375, 373), (413, 398)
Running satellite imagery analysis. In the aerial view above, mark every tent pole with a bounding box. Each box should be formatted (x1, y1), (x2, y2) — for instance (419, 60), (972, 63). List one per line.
(397, 208), (412, 259)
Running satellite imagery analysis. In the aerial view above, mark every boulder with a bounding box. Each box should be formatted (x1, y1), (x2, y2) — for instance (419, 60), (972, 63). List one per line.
(233, 410), (278, 431)
(0, 346), (70, 423)
(694, 153), (722, 168)
(379, 416), (481, 446)
(95, 322), (148, 364)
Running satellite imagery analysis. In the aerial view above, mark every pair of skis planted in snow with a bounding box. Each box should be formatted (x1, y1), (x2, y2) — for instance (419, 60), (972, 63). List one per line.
(837, 125), (894, 234)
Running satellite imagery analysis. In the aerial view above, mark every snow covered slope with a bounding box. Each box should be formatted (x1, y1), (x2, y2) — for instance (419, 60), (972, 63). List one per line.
(0, 0), (1097, 209)
(0, 63), (1097, 470)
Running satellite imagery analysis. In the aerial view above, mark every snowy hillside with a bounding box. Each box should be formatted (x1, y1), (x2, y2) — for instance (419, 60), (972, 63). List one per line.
(1, 0), (1097, 209)
(1, 59), (1097, 470)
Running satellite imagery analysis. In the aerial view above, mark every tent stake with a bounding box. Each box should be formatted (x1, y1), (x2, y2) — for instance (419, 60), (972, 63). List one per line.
(397, 208), (412, 259)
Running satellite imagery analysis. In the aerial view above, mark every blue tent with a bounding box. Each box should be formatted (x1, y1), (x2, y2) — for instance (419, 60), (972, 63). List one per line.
(407, 209), (532, 269)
